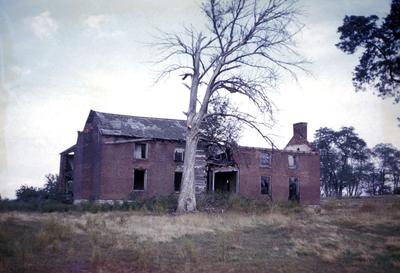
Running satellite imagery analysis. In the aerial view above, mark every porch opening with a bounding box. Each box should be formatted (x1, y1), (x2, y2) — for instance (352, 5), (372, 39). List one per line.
(214, 171), (238, 193)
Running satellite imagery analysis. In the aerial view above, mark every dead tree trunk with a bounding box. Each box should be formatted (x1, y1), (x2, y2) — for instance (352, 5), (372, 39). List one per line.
(177, 128), (199, 212)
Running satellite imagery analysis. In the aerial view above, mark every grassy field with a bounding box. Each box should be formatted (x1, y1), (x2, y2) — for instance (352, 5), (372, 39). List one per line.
(0, 196), (399, 273)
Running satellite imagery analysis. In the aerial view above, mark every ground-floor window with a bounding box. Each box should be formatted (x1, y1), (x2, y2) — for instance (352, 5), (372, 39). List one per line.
(174, 172), (182, 192)
(261, 176), (271, 195)
(133, 169), (146, 191)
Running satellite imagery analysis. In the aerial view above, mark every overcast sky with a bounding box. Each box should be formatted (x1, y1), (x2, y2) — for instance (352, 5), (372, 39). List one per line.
(0, 0), (398, 198)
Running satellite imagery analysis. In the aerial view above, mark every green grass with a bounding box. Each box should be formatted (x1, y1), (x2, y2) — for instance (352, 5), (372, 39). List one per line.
(0, 196), (399, 272)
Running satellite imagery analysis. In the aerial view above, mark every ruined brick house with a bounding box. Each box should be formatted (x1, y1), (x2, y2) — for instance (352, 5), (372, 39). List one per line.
(59, 110), (320, 204)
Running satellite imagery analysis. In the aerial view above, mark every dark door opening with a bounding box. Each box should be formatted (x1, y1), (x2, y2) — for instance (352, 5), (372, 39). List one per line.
(214, 171), (237, 193)
(288, 177), (299, 201)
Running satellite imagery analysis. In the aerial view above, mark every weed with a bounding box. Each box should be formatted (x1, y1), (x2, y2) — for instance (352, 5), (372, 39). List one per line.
(36, 218), (71, 248)
(359, 201), (376, 212)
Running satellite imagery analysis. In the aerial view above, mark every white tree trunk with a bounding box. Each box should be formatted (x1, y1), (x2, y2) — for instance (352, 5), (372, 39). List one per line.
(177, 129), (199, 212)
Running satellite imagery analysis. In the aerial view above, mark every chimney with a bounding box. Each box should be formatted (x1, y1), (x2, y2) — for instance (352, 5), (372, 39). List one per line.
(293, 122), (307, 140)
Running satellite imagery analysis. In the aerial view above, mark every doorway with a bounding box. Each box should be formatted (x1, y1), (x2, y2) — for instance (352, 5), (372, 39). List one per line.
(289, 177), (300, 201)
(213, 171), (238, 193)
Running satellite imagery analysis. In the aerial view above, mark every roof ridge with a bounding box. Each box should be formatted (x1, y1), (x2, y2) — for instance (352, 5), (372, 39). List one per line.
(92, 110), (186, 123)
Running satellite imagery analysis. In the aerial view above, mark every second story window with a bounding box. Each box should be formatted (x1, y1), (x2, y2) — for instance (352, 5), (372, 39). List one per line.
(288, 155), (297, 169)
(260, 152), (271, 167)
(134, 143), (147, 159)
(174, 148), (184, 162)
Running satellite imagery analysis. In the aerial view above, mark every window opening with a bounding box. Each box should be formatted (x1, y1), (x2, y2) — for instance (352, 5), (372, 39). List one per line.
(260, 153), (271, 167)
(288, 155), (297, 169)
(134, 143), (147, 159)
(174, 172), (182, 192)
(134, 169), (146, 190)
(261, 176), (271, 195)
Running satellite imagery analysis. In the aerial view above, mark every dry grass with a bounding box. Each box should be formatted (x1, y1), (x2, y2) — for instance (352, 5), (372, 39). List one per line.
(0, 196), (399, 273)
(0, 211), (290, 243)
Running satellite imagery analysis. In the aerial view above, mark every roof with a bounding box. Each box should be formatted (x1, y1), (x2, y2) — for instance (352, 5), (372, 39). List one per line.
(90, 110), (187, 141)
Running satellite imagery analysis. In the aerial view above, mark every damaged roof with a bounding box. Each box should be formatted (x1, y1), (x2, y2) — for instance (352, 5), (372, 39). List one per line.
(284, 134), (315, 152)
(90, 110), (187, 140)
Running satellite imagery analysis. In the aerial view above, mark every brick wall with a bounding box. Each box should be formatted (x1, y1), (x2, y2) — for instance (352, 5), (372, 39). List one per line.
(72, 133), (319, 204)
(233, 147), (320, 204)
(98, 138), (184, 199)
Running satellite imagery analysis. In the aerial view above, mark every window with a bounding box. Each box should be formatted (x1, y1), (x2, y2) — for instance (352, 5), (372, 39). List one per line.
(134, 143), (147, 159)
(261, 176), (271, 195)
(174, 148), (184, 162)
(260, 152), (271, 167)
(288, 155), (297, 169)
(174, 172), (182, 192)
(133, 169), (146, 191)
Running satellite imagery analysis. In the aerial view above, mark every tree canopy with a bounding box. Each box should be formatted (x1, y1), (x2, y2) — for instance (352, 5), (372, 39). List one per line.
(336, 0), (400, 103)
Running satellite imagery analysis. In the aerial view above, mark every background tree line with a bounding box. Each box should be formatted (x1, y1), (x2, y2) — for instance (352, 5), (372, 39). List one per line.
(314, 127), (400, 197)
(15, 174), (61, 202)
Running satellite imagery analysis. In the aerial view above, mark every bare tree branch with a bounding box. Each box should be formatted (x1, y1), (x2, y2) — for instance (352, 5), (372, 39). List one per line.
(154, 0), (306, 212)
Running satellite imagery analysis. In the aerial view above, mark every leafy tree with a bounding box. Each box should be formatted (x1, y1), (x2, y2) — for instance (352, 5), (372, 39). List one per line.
(43, 174), (61, 200)
(15, 174), (61, 202)
(314, 127), (341, 197)
(372, 143), (400, 194)
(336, 0), (400, 103)
(157, 0), (305, 212)
(16, 185), (45, 202)
(360, 161), (381, 195)
(314, 127), (368, 197)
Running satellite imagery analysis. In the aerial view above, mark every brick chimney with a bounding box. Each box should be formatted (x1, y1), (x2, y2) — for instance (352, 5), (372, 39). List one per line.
(293, 122), (307, 140)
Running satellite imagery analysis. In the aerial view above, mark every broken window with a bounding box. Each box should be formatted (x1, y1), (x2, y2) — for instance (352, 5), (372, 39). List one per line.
(133, 169), (146, 191)
(261, 176), (271, 195)
(288, 154), (297, 169)
(134, 143), (147, 159)
(260, 152), (271, 167)
(174, 172), (182, 192)
(174, 148), (184, 162)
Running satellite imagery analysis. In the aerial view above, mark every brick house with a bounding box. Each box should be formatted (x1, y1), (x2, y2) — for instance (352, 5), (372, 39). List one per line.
(59, 110), (320, 204)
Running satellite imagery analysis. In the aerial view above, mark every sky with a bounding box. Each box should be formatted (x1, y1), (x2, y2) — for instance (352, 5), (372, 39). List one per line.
(0, 0), (398, 198)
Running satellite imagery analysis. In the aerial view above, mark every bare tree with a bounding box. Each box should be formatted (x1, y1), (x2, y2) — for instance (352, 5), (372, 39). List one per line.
(156, 0), (306, 212)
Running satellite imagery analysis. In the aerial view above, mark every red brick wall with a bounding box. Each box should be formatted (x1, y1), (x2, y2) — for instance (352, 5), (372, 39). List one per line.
(98, 137), (183, 199)
(72, 133), (320, 204)
(73, 130), (100, 200)
(233, 147), (320, 204)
